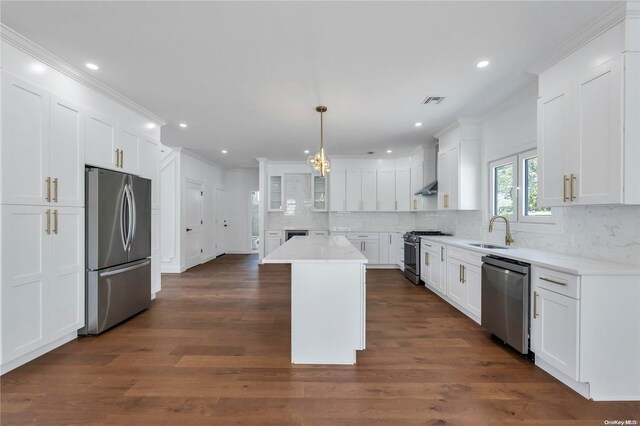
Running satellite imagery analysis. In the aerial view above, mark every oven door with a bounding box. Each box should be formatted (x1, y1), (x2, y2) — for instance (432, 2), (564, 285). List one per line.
(404, 240), (419, 275)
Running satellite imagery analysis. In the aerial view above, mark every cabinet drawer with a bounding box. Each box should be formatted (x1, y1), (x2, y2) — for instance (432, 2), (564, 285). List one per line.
(347, 232), (378, 240)
(447, 246), (483, 267)
(532, 266), (580, 299)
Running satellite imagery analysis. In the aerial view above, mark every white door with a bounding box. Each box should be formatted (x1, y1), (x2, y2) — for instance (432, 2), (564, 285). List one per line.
(329, 170), (346, 212)
(215, 188), (227, 256)
(532, 287), (579, 380)
(395, 168), (411, 211)
(346, 170), (362, 211)
(118, 128), (141, 175)
(1, 73), (50, 206)
(376, 170), (395, 211)
(537, 83), (573, 207)
(50, 95), (85, 207)
(1, 205), (51, 362)
(361, 169), (377, 211)
(85, 111), (118, 170)
(184, 180), (203, 270)
(49, 207), (85, 340)
(573, 57), (623, 205)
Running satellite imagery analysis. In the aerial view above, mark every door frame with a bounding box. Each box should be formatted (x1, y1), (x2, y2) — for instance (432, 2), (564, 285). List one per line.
(215, 187), (226, 257)
(183, 178), (203, 270)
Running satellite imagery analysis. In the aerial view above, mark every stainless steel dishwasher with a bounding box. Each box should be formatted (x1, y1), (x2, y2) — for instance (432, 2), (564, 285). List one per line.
(481, 255), (531, 354)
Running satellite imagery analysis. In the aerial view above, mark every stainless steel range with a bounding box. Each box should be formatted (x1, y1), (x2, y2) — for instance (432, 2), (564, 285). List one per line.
(403, 231), (452, 284)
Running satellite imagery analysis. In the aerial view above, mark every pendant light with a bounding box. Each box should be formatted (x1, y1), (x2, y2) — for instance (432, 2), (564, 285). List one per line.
(307, 106), (331, 177)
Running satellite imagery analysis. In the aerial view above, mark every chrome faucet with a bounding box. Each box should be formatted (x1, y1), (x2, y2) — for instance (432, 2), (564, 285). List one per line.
(489, 215), (515, 246)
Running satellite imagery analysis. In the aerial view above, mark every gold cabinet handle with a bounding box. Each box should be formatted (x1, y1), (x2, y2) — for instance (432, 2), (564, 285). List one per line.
(570, 174), (576, 201)
(563, 175), (569, 202)
(46, 177), (52, 202)
(120, 150), (124, 168)
(53, 178), (58, 203)
(53, 209), (58, 234)
(45, 209), (51, 235)
(533, 291), (539, 319)
(441, 246), (445, 262)
(115, 149), (120, 167)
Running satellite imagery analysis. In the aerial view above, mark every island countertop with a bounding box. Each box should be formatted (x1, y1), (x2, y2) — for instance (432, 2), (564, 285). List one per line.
(263, 236), (368, 264)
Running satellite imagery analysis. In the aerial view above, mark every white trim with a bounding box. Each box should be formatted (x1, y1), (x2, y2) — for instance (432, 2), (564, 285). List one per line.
(479, 85), (538, 123)
(227, 250), (254, 255)
(1, 332), (77, 375)
(179, 148), (225, 171)
(1, 24), (167, 126)
(525, 3), (627, 75)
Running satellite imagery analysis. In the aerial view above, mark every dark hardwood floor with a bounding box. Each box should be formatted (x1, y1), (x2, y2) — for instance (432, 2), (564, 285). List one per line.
(2, 254), (638, 425)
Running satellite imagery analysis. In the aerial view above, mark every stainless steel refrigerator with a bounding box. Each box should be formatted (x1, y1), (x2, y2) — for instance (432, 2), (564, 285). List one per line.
(82, 167), (151, 335)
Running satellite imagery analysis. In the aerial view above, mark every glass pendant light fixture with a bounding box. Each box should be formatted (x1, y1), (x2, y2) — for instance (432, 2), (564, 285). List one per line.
(307, 106), (331, 177)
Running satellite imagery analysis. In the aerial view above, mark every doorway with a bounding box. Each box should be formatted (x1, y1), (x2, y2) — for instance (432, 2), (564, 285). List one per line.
(215, 188), (227, 256)
(249, 191), (259, 253)
(184, 179), (203, 270)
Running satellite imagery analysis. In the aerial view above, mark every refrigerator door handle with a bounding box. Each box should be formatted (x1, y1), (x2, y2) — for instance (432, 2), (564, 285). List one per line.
(128, 182), (137, 250)
(120, 185), (129, 251)
(99, 259), (151, 277)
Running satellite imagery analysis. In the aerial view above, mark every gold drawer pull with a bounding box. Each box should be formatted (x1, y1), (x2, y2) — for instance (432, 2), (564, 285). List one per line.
(570, 174), (576, 201)
(563, 175), (569, 202)
(45, 209), (51, 235)
(533, 291), (539, 319)
(46, 177), (52, 202)
(53, 209), (58, 234)
(539, 276), (567, 286)
(53, 178), (58, 203)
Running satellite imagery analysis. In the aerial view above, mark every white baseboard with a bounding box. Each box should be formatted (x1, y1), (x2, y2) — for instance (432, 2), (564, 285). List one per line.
(367, 264), (402, 270)
(535, 358), (591, 399)
(161, 265), (182, 273)
(226, 250), (253, 254)
(1, 331), (77, 375)
(202, 255), (216, 263)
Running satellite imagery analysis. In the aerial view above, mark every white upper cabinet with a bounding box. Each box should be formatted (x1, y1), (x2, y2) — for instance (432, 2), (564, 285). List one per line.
(140, 136), (161, 210)
(1, 74), (85, 208)
(376, 170), (395, 211)
(410, 163), (424, 211)
(118, 127), (141, 175)
(346, 170), (363, 211)
(537, 20), (639, 206)
(268, 175), (284, 212)
(395, 168), (411, 211)
(49, 96), (85, 207)
(435, 123), (479, 211)
(361, 169), (377, 211)
(1, 73), (50, 206)
(85, 110), (118, 170)
(311, 175), (327, 211)
(329, 170), (346, 212)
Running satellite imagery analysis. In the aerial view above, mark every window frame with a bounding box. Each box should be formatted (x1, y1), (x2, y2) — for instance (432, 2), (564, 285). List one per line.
(489, 148), (554, 226)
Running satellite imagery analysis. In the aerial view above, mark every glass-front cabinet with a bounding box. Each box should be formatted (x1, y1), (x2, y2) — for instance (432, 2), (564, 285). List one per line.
(268, 175), (284, 212)
(312, 175), (327, 211)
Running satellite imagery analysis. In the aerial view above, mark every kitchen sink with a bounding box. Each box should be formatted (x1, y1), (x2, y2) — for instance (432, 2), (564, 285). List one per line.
(467, 243), (512, 249)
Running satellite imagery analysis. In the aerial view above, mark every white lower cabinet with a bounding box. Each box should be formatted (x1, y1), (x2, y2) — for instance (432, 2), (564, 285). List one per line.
(421, 239), (446, 296)
(264, 231), (283, 257)
(1, 205), (84, 370)
(347, 233), (379, 264)
(379, 232), (391, 264)
(445, 246), (482, 323)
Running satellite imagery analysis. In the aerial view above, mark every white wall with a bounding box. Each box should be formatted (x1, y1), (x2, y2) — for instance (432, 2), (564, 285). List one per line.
(224, 168), (259, 253)
(416, 87), (640, 266)
(160, 148), (226, 272)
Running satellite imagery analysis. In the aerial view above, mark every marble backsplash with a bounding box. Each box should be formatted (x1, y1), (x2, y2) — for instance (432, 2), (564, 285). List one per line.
(415, 206), (640, 266)
(329, 212), (416, 231)
(266, 173), (329, 230)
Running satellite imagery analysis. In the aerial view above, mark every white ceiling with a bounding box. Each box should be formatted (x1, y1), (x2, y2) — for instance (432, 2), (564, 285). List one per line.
(1, 1), (617, 168)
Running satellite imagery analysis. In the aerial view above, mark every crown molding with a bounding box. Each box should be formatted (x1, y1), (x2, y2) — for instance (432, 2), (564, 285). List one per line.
(1, 24), (167, 126)
(180, 148), (225, 170)
(525, 2), (628, 75)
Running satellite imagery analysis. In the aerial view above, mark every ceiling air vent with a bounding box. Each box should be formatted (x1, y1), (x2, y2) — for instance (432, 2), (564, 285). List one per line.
(422, 96), (445, 105)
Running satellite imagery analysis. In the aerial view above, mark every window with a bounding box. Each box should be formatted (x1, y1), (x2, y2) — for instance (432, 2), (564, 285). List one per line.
(490, 149), (552, 224)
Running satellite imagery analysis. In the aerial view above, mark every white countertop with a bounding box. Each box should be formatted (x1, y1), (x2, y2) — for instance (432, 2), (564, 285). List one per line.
(263, 236), (368, 264)
(420, 236), (640, 276)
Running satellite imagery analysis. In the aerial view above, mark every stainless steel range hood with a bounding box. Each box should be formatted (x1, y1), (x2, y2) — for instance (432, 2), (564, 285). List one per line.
(415, 180), (438, 196)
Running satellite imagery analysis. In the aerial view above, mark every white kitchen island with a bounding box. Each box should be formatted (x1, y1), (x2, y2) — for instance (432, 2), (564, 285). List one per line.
(263, 236), (368, 364)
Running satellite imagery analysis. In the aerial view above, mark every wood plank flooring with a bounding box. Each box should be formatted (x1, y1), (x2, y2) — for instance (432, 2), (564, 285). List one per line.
(2, 254), (639, 425)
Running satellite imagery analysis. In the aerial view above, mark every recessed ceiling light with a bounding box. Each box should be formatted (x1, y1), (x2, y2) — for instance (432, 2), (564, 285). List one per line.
(387, 150), (392, 154)
(179, 123), (187, 128)
(146, 123), (156, 129)
(85, 63), (99, 71)
(476, 60), (490, 68)
(304, 150), (310, 154)
(221, 150), (228, 154)
(415, 122), (423, 127)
